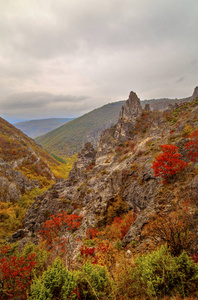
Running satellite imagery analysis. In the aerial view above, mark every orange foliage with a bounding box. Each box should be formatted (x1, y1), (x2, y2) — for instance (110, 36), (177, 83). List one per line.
(143, 204), (195, 256)
(98, 211), (136, 241)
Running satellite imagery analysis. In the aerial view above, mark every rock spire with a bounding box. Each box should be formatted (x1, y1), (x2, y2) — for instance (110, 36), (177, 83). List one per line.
(119, 91), (142, 121)
(192, 86), (198, 100)
(114, 91), (142, 141)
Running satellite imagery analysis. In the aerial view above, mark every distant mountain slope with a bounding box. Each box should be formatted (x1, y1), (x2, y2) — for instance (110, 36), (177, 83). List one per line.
(14, 118), (74, 138)
(35, 94), (193, 158)
(35, 101), (124, 157)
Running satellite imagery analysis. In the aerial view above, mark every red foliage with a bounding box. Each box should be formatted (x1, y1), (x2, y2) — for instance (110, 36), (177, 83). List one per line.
(152, 144), (187, 183)
(39, 212), (82, 247)
(86, 228), (99, 239)
(0, 246), (37, 299)
(191, 254), (198, 263)
(112, 213), (136, 239)
(80, 246), (95, 258)
(185, 130), (198, 162)
(170, 129), (175, 135)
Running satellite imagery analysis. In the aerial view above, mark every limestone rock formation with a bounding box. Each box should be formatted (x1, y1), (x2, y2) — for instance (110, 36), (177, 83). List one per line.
(0, 159), (39, 203)
(119, 91), (142, 122)
(14, 89), (198, 256)
(68, 142), (96, 183)
(114, 91), (142, 142)
(192, 86), (198, 100)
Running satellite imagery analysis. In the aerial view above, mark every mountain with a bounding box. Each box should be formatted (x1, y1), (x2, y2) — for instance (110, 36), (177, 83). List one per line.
(21, 90), (198, 248)
(35, 101), (124, 157)
(35, 94), (194, 158)
(6, 90), (198, 299)
(14, 118), (74, 138)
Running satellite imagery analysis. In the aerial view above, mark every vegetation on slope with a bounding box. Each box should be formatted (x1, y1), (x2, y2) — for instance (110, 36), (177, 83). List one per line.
(35, 97), (192, 159)
(35, 101), (124, 157)
(0, 117), (74, 243)
(0, 96), (198, 299)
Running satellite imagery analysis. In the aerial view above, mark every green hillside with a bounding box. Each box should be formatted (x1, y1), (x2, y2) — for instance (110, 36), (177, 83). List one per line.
(14, 118), (74, 138)
(35, 101), (124, 157)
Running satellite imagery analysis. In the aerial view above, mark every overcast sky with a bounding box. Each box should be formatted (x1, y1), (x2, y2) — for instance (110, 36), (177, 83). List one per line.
(0, 0), (198, 123)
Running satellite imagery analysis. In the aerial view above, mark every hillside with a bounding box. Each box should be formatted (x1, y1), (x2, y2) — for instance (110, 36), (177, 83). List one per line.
(9, 90), (198, 299)
(35, 94), (194, 158)
(14, 117), (74, 138)
(0, 117), (73, 242)
(35, 101), (124, 157)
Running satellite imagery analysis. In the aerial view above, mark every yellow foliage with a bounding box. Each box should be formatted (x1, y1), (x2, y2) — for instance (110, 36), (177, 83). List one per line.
(49, 154), (77, 180)
(0, 187), (50, 244)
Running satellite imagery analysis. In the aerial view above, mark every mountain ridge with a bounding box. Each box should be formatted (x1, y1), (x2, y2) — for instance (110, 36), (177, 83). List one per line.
(14, 117), (74, 138)
(21, 90), (198, 253)
(35, 92), (194, 158)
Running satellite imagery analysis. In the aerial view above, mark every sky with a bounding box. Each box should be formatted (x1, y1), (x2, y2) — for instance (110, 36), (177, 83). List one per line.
(0, 0), (198, 123)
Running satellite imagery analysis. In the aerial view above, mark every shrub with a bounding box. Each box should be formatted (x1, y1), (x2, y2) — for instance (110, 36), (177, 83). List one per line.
(29, 258), (77, 300)
(152, 144), (187, 183)
(130, 245), (198, 298)
(0, 245), (37, 299)
(76, 262), (112, 299)
(143, 208), (195, 256)
(39, 212), (82, 248)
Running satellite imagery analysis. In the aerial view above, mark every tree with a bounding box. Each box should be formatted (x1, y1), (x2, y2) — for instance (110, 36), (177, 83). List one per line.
(152, 144), (187, 183)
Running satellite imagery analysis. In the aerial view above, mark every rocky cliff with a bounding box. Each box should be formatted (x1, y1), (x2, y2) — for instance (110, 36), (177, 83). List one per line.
(18, 91), (198, 255)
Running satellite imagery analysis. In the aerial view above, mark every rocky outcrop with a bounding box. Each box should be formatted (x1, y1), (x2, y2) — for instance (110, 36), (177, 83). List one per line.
(0, 159), (39, 202)
(119, 91), (142, 122)
(114, 91), (142, 142)
(192, 86), (198, 100)
(84, 121), (116, 149)
(15, 89), (198, 256)
(23, 180), (71, 233)
(19, 91), (159, 241)
(68, 142), (96, 183)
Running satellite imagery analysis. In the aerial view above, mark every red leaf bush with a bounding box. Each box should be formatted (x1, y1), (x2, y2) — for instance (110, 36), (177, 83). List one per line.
(152, 144), (187, 183)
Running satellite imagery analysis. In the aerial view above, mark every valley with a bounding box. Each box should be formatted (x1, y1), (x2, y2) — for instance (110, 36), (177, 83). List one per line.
(0, 88), (198, 299)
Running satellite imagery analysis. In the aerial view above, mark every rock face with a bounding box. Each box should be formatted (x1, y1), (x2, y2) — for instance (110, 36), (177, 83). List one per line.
(192, 86), (198, 100)
(114, 91), (142, 142)
(69, 142), (96, 182)
(0, 159), (39, 203)
(20, 91), (158, 240)
(17, 89), (198, 254)
(119, 91), (142, 122)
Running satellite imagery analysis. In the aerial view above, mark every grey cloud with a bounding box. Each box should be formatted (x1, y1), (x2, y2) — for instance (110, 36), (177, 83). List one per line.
(2, 92), (88, 109)
(1, 91), (91, 121)
(176, 77), (185, 83)
(0, 0), (198, 121)
(2, 0), (198, 59)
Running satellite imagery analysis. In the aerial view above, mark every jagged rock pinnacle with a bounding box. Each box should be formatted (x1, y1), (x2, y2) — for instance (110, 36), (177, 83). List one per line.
(119, 91), (142, 121)
(114, 91), (142, 142)
(192, 86), (198, 100)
